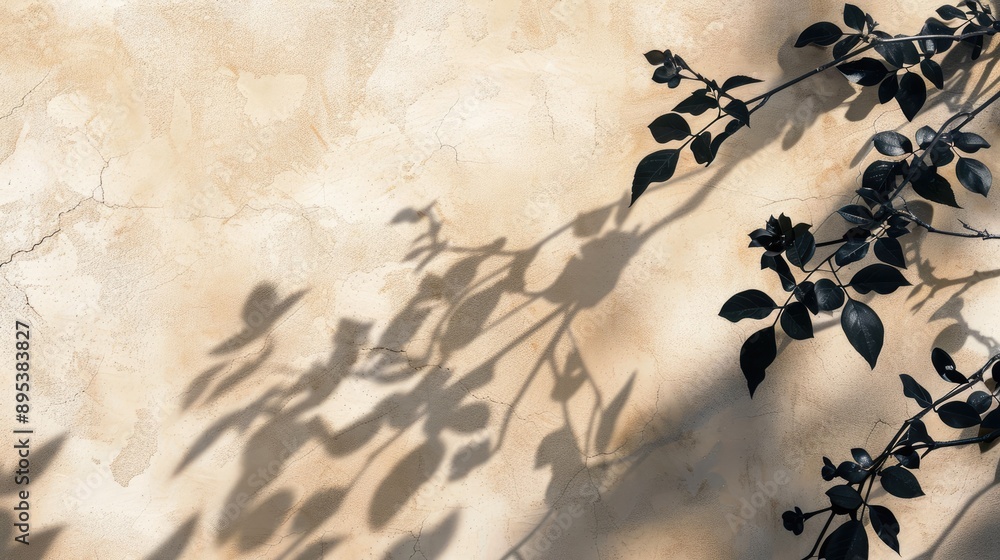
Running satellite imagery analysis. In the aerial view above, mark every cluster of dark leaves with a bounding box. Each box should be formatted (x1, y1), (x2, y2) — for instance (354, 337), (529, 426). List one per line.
(782, 350), (1000, 559)
(632, 52), (755, 205)
(631, 1), (998, 209)
(797, 2), (997, 120)
(717, 5), (994, 397)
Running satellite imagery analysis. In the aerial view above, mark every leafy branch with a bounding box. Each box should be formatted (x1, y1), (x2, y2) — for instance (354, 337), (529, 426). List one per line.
(784, 349), (1000, 559)
(632, 0), (999, 206)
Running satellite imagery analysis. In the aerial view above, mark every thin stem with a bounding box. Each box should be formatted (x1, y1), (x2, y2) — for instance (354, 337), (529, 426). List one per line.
(897, 210), (1000, 240)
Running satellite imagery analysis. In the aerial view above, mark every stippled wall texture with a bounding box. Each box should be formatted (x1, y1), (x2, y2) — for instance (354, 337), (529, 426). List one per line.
(1, 1), (999, 558)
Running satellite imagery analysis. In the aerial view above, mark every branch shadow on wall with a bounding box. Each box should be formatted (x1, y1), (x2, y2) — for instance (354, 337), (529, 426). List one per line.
(147, 29), (1000, 560)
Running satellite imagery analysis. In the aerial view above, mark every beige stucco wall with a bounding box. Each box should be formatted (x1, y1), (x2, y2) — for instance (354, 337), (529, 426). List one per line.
(1, 1), (999, 558)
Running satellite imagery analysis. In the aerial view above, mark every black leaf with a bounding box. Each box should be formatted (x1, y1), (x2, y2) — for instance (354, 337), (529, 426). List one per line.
(721, 75), (762, 91)
(819, 520), (868, 560)
(852, 448), (874, 468)
(912, 171), (961, 208)
(966, 34), (984, 60)
(648, 113), (691, 143)
(907, 419), (934, 445)
(844, 4), (866, 31)
(723, 99), (751, 127)
(835, 239), (870, 267)
(815, 279), (846, 311)
(875, 36), (907, 68)
(653, 67), (681, 86)
(740, 326), (776, 397)
(719, 289), (777, 322)
(915, 125), (936, 148)
(956, 157), (992, 196)
(849, 263), (911, 295)
(794, 281), (820, 315)
(834, 34), (863, 58)
(968, 391), (992, 414)
(842, 299), (884, 369)
(781, 301), (814, 340)
(762, 254), (797, 292)
(643, 50), (665, 65)
(838, 57), (889, 86)
(938, 400), (981, 428)
(710, 132), (730, 160)
(857, 187), (882, 207)
(631, 149), (679, 206)
(878, 73), (899, 104)
(936, 5), (967, 20)
(874, 238), (906, 268)
(953, 132), (990, 153)
(673, 91), (718, 116)
(920, 59), (944, 89)
(993, 361), (1000, 385)
(838, 204), (875, 225)
(691, 131), (713, 165)
(932, 347), (967, 383)
(863, 160), (899, 193)
(869, 505), (901, 554)
(880, 465), (924, 498)
(826, 484), (864, 512)
(873, 131), (913, 156)
(896, 72), (927, 121)
(982, 408), (1000, 430)
(795, 21), (844, 47)
(822, 456), (837, 481)
(894, 445), (921, 469)
(836, 461), (866, 483)
(918, 18), (956, 54)
(787, 231), (816, 268)
(900, 374), (933, 408)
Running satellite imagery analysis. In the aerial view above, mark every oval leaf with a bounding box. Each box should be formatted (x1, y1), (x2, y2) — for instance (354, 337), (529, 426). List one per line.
(873, 131), (912, 156)
(869, 505), (900, 554)
(819, 520), (868, 560)
(900, 374), (932, 408)
(874, 238), (905, 268)
(719, 289), (777, 322)
(849, 263), (911, 295)
(835, 239), (870, 267)
(691, 131), (713, 165)
(912, 172), (961, 208)
(844, 4), (866, 31)
(956, 157), (991, 196)
(880, 464), (924, 498)
(851, 448), (873, 468)
(838, 204), (874, 225)
(631, 149), (679, 206)
(826, 484), (864, 512)
(920, 59), (944, 89)
(938, 400), (981, 428)
(721, 75), (762, 91)
(968, 391), (992, 414)
(838, 57), (889, 86)
(953, 132), (990, 153)
(648, 113), (691, 143)
(932, 347), (967, 383)
(815, 279), (845, 311)
(780, 301), (814, 340)
(674, 91), (718, 116)
(787, 231), (816, 268)
(795, 21), (844, 47)
(740, 326), (776, 398)
(842, 300), (884, 369)
(896, 72), (927, 121)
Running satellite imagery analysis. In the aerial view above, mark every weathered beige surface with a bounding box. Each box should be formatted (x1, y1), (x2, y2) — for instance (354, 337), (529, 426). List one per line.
(1, 1), (999, 558)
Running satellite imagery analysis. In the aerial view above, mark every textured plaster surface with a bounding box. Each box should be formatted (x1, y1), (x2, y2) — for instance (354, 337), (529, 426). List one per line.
(1, 1), (1000, 559)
